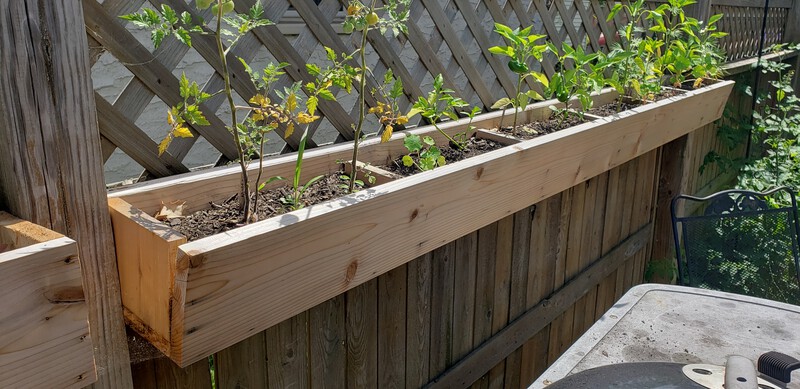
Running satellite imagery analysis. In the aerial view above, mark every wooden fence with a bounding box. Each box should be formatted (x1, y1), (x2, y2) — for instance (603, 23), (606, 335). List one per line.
(77, 0), (800, 388)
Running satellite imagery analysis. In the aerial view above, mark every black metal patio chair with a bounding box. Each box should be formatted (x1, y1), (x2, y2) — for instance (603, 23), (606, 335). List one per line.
(671, 187), (800, 304)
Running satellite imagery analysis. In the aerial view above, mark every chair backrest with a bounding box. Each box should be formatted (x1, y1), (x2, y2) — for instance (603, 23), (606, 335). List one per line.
(670, 187), (800, 304)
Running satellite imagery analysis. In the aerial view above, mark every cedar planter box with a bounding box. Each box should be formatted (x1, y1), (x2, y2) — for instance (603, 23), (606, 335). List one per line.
(0, 212), (96, 388)
(108, 80), (733, 366)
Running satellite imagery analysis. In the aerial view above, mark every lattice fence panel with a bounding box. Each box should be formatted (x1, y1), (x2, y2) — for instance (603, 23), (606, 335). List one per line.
(87, 0), (792, 184)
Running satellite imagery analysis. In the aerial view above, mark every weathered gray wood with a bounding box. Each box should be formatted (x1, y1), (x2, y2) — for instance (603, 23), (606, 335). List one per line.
(787, 0), (800, 41)
(424, 223), (653, 389)
(0, 1), (133, 387)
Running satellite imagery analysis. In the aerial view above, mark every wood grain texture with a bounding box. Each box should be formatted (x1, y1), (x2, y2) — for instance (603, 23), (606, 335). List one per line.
(0, 217), (95, 389)
(0, 2), (132, 387)
(378, 266), (407, 389)
(310, 295), (347, 388)
(112, 82), (733, 366)
(425, 224), (653, 388)
(215, 332), (267, 389)
(346, 279), (378, 388)
(406, 253), (433, 388)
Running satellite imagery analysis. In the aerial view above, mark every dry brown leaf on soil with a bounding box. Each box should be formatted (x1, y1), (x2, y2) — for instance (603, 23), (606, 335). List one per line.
(154, 201), (186, 221)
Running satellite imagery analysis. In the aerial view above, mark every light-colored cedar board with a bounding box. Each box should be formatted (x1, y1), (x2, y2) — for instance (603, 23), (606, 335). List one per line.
(109, 89), (620, 216)
(0, 211), (64, 249)
(0, 222), (95, 389)
(108, 198), (186, 357)
(114, 81), (732, 366)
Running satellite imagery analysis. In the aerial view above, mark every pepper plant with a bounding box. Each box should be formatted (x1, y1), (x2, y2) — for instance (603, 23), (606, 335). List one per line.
(407, 74), (477, 151)
(488, 23), (548, 132)
(544, 42), (603, 122)
(122, 1), (273, 223)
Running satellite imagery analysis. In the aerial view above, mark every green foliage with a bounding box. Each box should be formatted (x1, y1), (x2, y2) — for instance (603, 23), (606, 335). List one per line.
(120, 5), (202, 48)
(402, 134), (446, 171)
(604, 0), (727, 103)
(124, 1), (276, 223)
(488, 23), (548, 131)
(732, 44), (800, 206)
(544, 42), (603, 120)
(342, 0), (411, 193)
(407, 74), (477, 150)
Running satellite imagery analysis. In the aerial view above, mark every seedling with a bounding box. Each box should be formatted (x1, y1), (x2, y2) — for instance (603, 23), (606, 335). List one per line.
(401, 134), (446, 171)
(488, 23), (548, 132)
(407, 74), (475, 150)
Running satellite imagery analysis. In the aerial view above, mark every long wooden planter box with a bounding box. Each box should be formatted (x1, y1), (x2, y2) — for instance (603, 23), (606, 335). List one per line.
(108, 80), (734, 366)
(0, 212), (96, 388)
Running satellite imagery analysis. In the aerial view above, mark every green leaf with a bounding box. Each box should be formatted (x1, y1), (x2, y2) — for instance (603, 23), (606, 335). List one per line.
(306, 63), (321, 76)
(607, 3), (623, 21)
(436, 156), (446, 167)
(318, 89), (336, 101)
(402, 155), (415, 167)
(406, 107), (423, 118)
(707, 13), (723, 26)
(179, 73), (190, 98)
(174, 28), (192, 47)
(307, 95), (319, 116)
(325, 46), (336, 61)
(491, 97), (513, 110)
(526, 90), (544, 101)
(488, 46), (514, 57)
(422, 136), (435, 146)
(403, 134), (423, 153)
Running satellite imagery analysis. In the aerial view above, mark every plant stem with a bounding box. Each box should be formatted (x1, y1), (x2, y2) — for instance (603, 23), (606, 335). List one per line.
(252, 135), (266, 218)
(348, 0), (378, 193)
(513, 74), (523, 135)
(216, 1), (252, 223)
(433, 122), (464, 150)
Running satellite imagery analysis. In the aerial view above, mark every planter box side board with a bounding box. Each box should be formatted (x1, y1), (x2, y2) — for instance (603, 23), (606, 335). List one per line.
(110, 81), (733, 366)
(108, 198), (185, 357)
(0, 212), (96, 388)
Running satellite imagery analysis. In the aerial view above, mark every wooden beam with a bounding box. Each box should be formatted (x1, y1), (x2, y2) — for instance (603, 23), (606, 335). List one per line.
(0, 2), (133, 387)
(424, 223), (653, 388)
(787, 0), (800, 42)
(649, 136), (689, 271)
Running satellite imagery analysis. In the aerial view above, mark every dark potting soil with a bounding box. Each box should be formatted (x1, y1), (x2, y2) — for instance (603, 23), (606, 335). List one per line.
(589, 88), (687, 116)
(165, 172), (349, 241)
(497, 113), (587, 140)
(386, 136), (505, 176)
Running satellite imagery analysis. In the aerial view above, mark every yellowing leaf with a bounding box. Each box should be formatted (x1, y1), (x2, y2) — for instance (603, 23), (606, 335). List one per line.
(285, 122), (295, 138)
(297, 112), (320, 124)
(381, 126), (393, 143)
(307, 95), (318, 116)
(286, 93), (297, 112)
(252, 111), (264, 122)
(250, 93), (269, 107)
(158, 136), (171, 155)
(173, 125), (193, 138)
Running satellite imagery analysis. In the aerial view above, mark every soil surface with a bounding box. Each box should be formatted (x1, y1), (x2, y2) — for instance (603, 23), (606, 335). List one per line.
(165, 173), (349, 241)
(589, 88), (686, 116)
(386, 136), (505, 176)
(497, 113), (587, 140)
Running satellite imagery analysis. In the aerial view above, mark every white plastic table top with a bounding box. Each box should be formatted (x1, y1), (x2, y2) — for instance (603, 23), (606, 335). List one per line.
(530, 284), (800, 388)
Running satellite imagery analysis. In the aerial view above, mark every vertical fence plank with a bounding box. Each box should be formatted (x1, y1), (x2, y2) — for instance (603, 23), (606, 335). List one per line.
(378, 266), (407, 389)
(487, 215), (514, 389)
(346, 279), (378, 389)
(216, 334), (267, 389)
(430, 241), (456, 378)
(453, 232), (479, 363)
(406, 254), (433, 388)
(265, 313), (309, 388)
(471, 222), (498, 389)
(310, 296), (347, 388)
(503, 207), (533, 389)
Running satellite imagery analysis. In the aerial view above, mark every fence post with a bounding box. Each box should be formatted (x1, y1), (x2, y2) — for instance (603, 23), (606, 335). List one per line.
(0, 2), (133, 388)
(649, 136), (692, 282)
(787, 0), (799, 42)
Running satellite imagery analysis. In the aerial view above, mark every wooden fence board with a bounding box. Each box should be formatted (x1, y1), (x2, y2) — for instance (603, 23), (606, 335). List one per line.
(346, 279), (378, 389)
(378, 266), (407, 389)
(406, 254), (433, 388)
